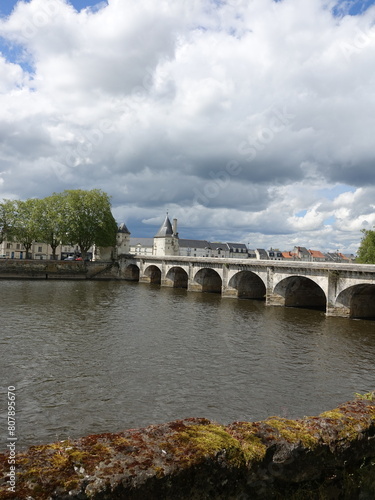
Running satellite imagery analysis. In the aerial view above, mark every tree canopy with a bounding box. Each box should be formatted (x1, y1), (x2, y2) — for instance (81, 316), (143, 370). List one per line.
(12, 199), (42, 259)
(61, 189), (117, 259)
(0, 199), (16, 245)
(356, 229), (375, 264)
(0, 189), (118, 259)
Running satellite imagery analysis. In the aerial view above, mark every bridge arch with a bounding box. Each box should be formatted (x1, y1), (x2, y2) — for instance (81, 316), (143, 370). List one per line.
(336, 284), (375, 319)
(193, 268), (222, 293)
(165, 266), (188, 288)
(273, 276), (327, 311)
(124, 264), (140, 281)
(143, 265), (162, 285)
(228, 270), (266, 299)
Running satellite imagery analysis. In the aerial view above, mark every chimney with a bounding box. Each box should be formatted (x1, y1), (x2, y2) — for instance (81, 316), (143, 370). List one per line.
(172, 218), (178, 238)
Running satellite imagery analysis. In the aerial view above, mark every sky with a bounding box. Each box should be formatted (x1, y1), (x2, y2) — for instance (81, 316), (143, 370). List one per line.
(1, 0), (375, 253)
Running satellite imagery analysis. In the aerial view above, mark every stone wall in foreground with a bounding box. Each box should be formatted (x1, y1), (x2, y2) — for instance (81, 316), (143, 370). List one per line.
(0, 395), (374, 499)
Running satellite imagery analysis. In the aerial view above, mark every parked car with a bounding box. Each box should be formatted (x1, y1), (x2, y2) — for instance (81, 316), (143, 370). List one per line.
(64, 255), (82, 261)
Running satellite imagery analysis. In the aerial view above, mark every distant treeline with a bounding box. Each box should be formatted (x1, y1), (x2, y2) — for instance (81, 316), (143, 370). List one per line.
(0, 189), (117, 259)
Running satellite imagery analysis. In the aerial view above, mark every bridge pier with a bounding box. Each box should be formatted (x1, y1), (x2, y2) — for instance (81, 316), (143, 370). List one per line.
(137, 259), (148, 283)
(221, 287), (238, 298)
(221, 264), (238, 297)
(326, 305), (351, 318)
(188, 281), (203, 292)
(187, 263), (202, 292)
(265, 267), (285, 306)
(326, 270), (351, 318)
(160, 261), (173, 287)
(161, 278), (174, 287)
(266, 292), (285, 307)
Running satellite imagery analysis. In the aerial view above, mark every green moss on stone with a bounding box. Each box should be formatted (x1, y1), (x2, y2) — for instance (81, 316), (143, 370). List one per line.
(226, 422), (267, 463)
(319, 408), (369, 441)
(241, 434), (267, 463)
(319, 409), (344, 419)
(355, 391), (375, 401)
(265, 417), (319, 448)
(163, 424), (245, 467)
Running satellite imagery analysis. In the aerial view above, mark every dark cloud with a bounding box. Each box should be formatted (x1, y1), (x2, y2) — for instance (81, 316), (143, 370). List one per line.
(0, 0), (374, 252)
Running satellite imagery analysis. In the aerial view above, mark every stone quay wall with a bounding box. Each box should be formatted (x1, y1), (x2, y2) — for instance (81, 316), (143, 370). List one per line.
(0, 395), (374, 499)
(0, 259), (119, 280)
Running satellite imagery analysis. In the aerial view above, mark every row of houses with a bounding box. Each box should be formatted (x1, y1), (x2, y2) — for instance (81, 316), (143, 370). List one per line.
(0, 240), (83, 261)
(130, 237), (354, 263)
(130, 216), (355, 262)
(0, 215), (355, 263)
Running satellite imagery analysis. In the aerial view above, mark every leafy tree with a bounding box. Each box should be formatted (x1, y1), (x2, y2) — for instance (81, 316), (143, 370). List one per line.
(61, 189), (117, 260)
(356, 229), (375, 264)
(0, 199), (16, 244)
(36, 194), (70, 260)
(12, 199), (42, 259)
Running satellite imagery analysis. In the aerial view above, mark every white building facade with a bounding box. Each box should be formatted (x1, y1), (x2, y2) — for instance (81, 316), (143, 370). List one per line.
(0, 240), (81, 260)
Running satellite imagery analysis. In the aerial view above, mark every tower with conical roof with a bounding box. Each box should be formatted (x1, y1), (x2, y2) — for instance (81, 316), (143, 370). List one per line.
(153, 215), (179, 256)
(94, 222), (131, 260)
(116, 222), (131, 256)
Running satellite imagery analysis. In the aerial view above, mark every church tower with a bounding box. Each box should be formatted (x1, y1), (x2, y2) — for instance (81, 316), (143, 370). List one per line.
(153, 215), (179, 256)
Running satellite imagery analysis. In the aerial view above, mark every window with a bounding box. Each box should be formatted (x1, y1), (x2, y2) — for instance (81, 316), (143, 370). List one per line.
(38, 247), (43, 252)
(6, 243), (11, 249)
(16, 244), (20, 249)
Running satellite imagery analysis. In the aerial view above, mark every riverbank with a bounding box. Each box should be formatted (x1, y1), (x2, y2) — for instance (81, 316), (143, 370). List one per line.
(0, 259), (118, 280)
(1, 394), (374, 499)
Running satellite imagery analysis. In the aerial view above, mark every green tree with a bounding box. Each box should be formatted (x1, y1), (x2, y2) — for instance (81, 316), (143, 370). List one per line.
(0, 199), (16, 244)
(61, 189), (117, 260)
(36, 194), (70, 260)
(12, 199), (42, 259)
(356, 229), (375, 264)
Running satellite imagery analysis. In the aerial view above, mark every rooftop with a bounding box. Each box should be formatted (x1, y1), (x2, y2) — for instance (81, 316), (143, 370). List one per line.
(154, 215), (174, 238)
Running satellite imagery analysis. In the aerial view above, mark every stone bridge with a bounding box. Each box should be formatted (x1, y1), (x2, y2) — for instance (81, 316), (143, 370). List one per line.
(118, 255), (375, 319)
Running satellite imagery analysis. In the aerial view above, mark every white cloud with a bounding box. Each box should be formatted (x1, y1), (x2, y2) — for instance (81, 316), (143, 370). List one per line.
(0, 0), (374, 252)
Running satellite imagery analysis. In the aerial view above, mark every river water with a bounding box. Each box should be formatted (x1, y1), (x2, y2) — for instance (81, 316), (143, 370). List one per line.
(1, 279), (375, 451)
